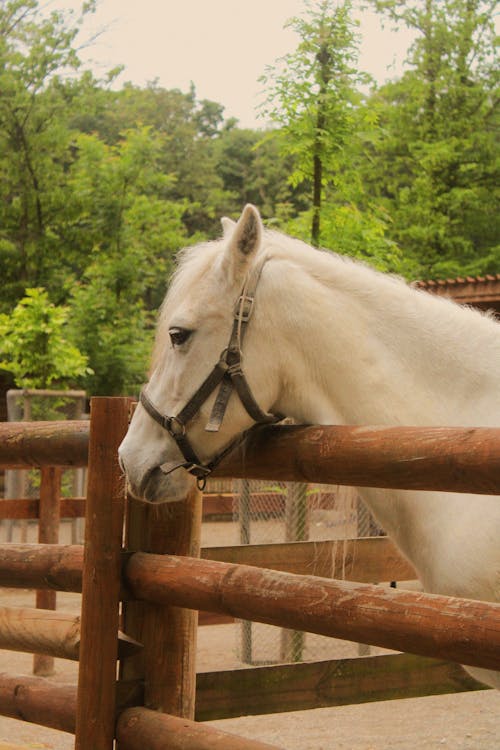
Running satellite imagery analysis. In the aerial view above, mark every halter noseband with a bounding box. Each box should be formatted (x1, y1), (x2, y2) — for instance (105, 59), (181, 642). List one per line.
(139, 258), (282, 490)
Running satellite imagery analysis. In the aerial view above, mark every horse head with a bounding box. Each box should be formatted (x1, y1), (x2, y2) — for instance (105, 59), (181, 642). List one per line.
(119, 205), (283, 503)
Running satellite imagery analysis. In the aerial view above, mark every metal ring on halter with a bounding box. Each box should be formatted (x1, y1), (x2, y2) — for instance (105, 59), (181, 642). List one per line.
(167, 416), (186, 437)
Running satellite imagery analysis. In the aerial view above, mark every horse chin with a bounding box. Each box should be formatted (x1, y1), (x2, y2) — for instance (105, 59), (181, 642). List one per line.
(129, 466), (195, 505)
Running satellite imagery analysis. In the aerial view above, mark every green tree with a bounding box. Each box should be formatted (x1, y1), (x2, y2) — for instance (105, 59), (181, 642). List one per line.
(72, 81), (232, 236)
(0, 288), (89, 389)
(260, 0), (370, 246)
(212, 126), (308, 221)
(0, 0), (97, 308)
(367, 0), (499, 277)
(65, 127), (189, 394)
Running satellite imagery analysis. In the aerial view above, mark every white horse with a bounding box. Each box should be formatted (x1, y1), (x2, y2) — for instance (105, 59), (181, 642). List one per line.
(119, 204), (500, 688)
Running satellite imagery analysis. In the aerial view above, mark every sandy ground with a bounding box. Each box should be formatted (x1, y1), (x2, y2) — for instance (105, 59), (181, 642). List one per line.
(0, 693), (498, 750)
(0, 519), (498, 749)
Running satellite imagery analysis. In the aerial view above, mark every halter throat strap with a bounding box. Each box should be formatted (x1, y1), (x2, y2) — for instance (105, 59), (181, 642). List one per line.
(139, 257), (281, 487)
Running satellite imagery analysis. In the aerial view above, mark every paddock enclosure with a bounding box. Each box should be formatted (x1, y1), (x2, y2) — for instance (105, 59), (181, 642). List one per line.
(0, 397), (498, 749)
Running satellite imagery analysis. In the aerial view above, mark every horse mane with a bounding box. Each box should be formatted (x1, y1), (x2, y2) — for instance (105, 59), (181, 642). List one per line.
(152, 227), (498, 374)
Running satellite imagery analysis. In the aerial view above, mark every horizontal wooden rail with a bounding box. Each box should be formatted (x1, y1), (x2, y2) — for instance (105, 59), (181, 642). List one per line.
(195, 654), (486, 721)
(0, 606), (140, 661)
(203, 536), (416, 582)
(0, 420), (89, 468)
(0, 537), (415, 593)
(2, 421), (500, 494)
(125, 553), (500, 672)
(0, 497), (85, 520)
(0, 673), (142, 736)
(213, 424), (500, 493)
(0, 672), (77, 733)
(0, 607), (80, 660)
(0, 544), (83, 591)
(116, 706), (282, 750)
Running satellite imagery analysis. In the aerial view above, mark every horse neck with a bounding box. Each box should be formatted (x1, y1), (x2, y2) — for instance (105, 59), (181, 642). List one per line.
(263, 254), (500, 563)
(267, 255), (498, 429)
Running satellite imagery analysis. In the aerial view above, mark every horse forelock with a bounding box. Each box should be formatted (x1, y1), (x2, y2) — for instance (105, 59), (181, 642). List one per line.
(151, 240), (223, 372)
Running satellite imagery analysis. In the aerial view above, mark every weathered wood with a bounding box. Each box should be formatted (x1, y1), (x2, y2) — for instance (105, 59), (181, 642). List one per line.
(121, 486), (203, 721)
(195, 654), (487, 721)
(202, 536), (417, 583)
(0, 605), (138, 662)
(125, 553), (500, 672)
(0, 497), (85, 520)
(34, 466), (62, 676)
(0, 673), (143, 736)
(0, 606), (80, 660)
(36, 468), (61, 551)
(200, 535), (416, 625)
(213, 424), (500, 493)
(0, 420), (89, 468)
(198, 610), (234, 626)
(203, 492), (286, 518)
(0, 537), (416, 592)
(0, 543), (83, 591)
(116, 706), (283, 750)
(0, 672), (76, 733)
(75, 397), (131, 750)
(203, 490), (345, 517)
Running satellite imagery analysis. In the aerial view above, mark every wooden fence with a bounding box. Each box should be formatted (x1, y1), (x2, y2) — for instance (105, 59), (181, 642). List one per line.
(0, 397), (498, 750)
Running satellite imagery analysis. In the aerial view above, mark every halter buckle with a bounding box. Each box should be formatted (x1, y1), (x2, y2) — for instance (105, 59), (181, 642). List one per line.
(235, 295), (254, 322)
(184, 463), (211, 479)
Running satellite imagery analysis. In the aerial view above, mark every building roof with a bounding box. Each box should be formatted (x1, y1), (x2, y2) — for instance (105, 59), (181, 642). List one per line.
(414, 274), (500, 312)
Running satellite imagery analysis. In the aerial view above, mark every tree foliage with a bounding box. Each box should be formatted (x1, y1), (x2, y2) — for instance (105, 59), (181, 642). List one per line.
(0, 0), (497, 396)
(260, 0), (370, 246)
(0, 288), (89, 389)
(365, 0), (499, 277)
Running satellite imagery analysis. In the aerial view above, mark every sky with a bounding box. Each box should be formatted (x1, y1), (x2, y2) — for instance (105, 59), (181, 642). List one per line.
(48, 0), (416, 128)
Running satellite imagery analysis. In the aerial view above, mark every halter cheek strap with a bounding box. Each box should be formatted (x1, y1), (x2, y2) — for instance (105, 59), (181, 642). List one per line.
(139, 257), (282, 488)
(205, 263), (278, 431)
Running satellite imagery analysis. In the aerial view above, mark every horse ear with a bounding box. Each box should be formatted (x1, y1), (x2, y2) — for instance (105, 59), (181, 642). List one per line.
(225, 204), (263, 279)
(221, 216), (236, 236)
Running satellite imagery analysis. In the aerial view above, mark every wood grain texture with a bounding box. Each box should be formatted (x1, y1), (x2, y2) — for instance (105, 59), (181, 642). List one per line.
(75, 397), (131, 750)
(0, 606), (80, 659)
(125, 552), (500, 671)
(0, 537), (416, 591)
(116, 706), (283, 750)
(34, 466), (62, 676)
(0, 420), (89, 468)
(0, 497), (85, 520)
(202, 536), (416, 583)
(195, 654), (487, 720)
(121, 487), (203, 721)
(213, 423), (500, 493)
(0, 672), (76, 733)
(0, 543), (83, 591)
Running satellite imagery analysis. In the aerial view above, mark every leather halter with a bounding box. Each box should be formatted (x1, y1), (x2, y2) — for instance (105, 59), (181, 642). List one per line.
(139, 257), (282, 489)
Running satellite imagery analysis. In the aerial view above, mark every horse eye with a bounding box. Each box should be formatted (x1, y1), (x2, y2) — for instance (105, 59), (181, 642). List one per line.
(169, 327), (192, 347)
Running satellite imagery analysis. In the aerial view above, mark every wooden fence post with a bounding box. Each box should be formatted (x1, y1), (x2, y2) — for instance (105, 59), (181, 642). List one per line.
(120, 484), (203, 720)
(34, 466), (62, 676)
(75, 397), (131, 750)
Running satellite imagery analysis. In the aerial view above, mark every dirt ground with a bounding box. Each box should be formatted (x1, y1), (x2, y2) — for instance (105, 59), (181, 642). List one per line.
(0, 694), (498, 750)
(0, 589), (498, 750)
(0, 519), (498, 749)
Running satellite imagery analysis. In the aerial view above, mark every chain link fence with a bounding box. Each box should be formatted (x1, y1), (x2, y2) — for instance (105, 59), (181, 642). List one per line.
(225, 479), (383, 665)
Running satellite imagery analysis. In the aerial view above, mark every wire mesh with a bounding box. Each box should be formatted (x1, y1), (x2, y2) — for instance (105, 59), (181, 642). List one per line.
(229, 479), (383, 665)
